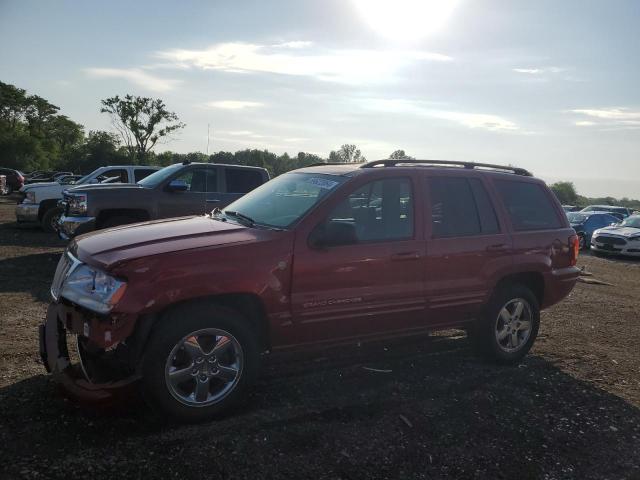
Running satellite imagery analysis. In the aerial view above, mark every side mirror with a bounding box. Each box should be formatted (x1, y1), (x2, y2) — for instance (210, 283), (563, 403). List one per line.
(309, 221), (358, 248)
(167, 179), (189, 192)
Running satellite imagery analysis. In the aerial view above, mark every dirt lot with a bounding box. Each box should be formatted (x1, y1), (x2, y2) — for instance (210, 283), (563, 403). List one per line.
(1, 195), (639, 480)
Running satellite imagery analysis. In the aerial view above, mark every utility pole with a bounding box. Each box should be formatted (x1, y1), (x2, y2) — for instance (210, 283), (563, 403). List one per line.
(207, 123), (210, 155)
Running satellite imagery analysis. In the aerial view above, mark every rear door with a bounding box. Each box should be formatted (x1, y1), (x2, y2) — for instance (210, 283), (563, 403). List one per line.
(424, 174), (512, 326)
(219, 167), (266, 207)
(157, 167), (208, 218)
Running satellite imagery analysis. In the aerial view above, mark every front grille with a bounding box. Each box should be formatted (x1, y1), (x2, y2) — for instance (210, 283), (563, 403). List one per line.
(595, 236), (627, 246)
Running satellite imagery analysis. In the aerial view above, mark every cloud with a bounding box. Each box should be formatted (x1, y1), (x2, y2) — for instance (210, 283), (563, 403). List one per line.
(85, 67), (179, 92)
(570, 108), (640, 129)
(513, 66), (565, 75)
(157, 42), (451, 84)
(362, 98), (519, 132)
(205, 100), (264, 110)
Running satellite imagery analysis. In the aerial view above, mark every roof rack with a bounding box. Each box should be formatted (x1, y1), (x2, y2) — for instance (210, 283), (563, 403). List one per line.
(306, 162), (357, 167)
(361, 159), (532, 176)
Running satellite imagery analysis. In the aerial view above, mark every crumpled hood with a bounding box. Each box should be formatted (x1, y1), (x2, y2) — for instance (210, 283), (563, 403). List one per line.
(73, 215), (271, 269)
(595, 226), (640, 237)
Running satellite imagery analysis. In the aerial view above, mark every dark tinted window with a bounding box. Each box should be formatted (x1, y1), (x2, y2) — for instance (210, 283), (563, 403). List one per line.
(174, 168), (207, 192)
(206, 169), (218, 193)
(495, 180), (561, 231)
(429, 177), (480, 237)
(134, 169), (158, 182)
(327, 177), (413, 243)
(469, 178), (500, 234)
(225, 169), (264, 193)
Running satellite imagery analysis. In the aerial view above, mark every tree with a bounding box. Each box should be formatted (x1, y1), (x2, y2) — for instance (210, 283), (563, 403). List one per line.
(328, 144), (366, 163)
(389, 149), (414, 160)
(549, 181), (578, 205)
(100, 95), (185, 162)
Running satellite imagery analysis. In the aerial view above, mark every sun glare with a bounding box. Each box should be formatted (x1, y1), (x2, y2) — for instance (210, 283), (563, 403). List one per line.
(353, 0), (459, 41)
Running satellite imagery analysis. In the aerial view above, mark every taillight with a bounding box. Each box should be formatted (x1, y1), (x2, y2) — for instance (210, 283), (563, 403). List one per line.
(569, 234), (579, 266)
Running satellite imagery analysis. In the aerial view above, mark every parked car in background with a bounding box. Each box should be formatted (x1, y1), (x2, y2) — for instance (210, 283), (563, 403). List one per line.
(25, 171), (73, 184)
(0, 168), (25, 194)
(56, 162), (270, 239)
(16, 165), (160, 232)
(41, 159), (580, 422)
(0, 175), (7, 195)
(591, 214), (640, 257)
(580, 205), (633, 219)
(567, 211), (620, 249)
(562, 205), (581, 212)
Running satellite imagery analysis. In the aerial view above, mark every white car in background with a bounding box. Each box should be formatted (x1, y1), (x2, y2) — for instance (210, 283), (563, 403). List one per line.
(591, 215), (640, 257)
(15, 165), (159, 232)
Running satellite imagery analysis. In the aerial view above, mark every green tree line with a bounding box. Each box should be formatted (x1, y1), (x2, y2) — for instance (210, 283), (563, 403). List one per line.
(549, 181), (640, 211)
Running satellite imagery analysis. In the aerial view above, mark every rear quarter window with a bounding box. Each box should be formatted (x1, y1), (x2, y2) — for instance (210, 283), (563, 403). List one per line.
(494, 180), (562, 231)
(225, 168), (264, 194)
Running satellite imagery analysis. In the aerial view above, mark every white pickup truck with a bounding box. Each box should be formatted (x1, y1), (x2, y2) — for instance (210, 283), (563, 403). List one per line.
(16, 165), (160, 232)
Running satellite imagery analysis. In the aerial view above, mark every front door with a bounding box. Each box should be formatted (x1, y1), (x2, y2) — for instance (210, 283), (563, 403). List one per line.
(158, 167), (208, 218)
(424, 174), (513, 326)
(290, 176), (426, 345)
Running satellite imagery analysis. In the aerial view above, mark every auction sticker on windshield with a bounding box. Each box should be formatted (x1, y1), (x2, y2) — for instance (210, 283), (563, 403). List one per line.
(304, 177), (339, 190)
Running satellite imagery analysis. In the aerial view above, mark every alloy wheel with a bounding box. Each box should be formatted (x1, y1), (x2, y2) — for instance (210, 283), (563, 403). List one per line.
(494, 298), (533, 353)
(164, 328), (243, 407)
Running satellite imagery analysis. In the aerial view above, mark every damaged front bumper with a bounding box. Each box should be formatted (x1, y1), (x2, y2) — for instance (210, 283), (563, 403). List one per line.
(39, 303), (140, 403)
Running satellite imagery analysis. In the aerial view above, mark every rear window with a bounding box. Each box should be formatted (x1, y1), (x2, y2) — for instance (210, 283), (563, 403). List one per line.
(428, 176), (499, 237)
(225, 168), (264, 194)
(494, 180), (562, 231)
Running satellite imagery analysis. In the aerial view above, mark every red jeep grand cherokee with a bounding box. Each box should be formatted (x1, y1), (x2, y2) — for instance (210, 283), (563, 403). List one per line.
(40, 160), (580, 422)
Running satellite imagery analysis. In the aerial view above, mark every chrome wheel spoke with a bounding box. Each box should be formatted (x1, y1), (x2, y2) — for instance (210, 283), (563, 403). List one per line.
(194, 378), (210, 402)
(183, 336), (205, 359)
(513, 301), (524, 319)
(212, 336), (233, 356)
(497, 326), (509, 341)
(168, 365), (194, 385)
(216, 365), (239, 382)
(499, 308), (511, 324)
(518, 320), (531, 331)
(510, 331), (519, 348)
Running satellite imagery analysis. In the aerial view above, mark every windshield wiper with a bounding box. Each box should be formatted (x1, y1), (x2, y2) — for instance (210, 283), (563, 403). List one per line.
(224, 210), (256, 227)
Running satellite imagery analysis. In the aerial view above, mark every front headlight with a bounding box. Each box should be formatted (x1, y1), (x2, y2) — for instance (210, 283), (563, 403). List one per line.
(60, 264), (127, 314)
(24, 191), (36, 203)
(68, 194), (88, 215)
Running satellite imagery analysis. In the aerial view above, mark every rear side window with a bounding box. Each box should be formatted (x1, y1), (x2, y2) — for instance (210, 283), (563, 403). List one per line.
(134, 169), (158, 182)
(428, 177), (500, 237)
(494, 180), (561, 231)
(225, 169), (264, 193)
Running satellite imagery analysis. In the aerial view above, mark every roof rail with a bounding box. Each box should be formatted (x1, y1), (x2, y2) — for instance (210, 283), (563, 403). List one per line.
(361, 159), (532, 176)
(306, 162), (357, 167)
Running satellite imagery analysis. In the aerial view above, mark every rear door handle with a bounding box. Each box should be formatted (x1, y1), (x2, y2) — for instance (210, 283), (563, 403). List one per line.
(206, 199), (221, 203)
(391, 251), (421, 261)
(486, 243), (508, 252)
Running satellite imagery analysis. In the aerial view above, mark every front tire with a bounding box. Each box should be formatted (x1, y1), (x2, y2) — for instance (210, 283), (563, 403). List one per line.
(471, 284), (540, 364)
(41, 207), (63, 233)
(141, 303), (259, 423)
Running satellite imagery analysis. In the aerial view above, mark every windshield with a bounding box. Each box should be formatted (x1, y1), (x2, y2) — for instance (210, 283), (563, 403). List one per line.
(221, 172), (347, 228)
(137, 164), (182, 188)
(621, 216), (640, 228)
(567, 212), (588, 224)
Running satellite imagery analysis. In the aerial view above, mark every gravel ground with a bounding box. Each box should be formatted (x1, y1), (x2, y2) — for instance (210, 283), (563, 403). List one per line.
(1, 195), (639, 480)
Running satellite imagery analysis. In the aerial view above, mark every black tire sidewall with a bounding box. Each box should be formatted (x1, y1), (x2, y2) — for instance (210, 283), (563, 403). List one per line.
(475, 284), (540, 364)
(141, 303), (259, 423)
(42, 207), (63, 233)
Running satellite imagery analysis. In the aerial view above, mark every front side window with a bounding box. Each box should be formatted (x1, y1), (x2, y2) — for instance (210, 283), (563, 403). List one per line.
(222, 172), (346, 228)
(495, 180), (561, 231)
(324, 177), (414, 244)
(134, 169), (158, 182)
(173, 168), (207, 192)
(97, 169), (128, 183)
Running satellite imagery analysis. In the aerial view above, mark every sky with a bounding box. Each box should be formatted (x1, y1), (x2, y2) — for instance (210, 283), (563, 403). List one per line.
(1, 0), (639, 198)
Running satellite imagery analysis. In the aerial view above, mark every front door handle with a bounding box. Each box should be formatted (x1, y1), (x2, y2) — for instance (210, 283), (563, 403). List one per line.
(486, 243), (508, 252)
(391, 251), (421, 261)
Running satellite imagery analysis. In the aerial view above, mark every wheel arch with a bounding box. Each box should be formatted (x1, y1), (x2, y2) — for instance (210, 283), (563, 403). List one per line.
(129, 293), (270, 366)
(493, 271), (544, 307)
(37, 199), (61, 220)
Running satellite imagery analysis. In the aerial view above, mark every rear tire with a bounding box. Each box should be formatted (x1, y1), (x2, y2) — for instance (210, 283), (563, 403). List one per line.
(141, 303), (259, 423)
(41, 207), (63, 233)
(470, 284), (540, 364)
